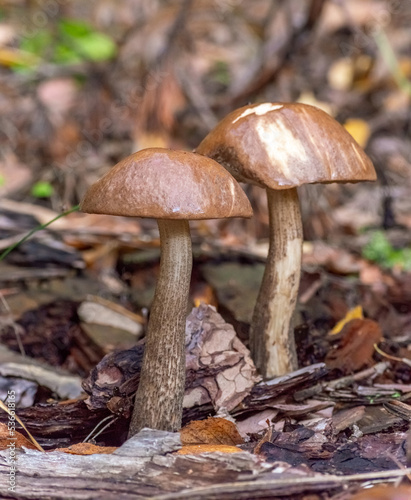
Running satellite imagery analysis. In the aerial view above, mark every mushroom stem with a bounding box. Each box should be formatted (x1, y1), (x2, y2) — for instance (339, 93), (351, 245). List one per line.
(249, 187), (302, 379)
(129, 219), (192, 435)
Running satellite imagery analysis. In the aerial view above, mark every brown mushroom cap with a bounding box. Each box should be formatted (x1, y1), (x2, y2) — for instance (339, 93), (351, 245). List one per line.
(80, 148), (252, 219)
(196, 102), (377, 190)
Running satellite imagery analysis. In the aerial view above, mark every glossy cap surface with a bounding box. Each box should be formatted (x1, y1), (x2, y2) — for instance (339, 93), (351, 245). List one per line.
(80, 148), (252, 219)
(196, 102), (376, 189)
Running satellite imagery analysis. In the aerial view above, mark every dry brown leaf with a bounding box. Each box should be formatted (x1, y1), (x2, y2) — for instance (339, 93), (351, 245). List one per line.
(325, 318), (383, 373)
(176, 444), (243, 455)
(0, 422), (38, 450)
(55, 442), (117, 455)
(180, 417), (243, 446)
(0, 401), (44, 452)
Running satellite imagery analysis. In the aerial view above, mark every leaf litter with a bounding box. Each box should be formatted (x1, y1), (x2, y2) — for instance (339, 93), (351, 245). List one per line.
(1, 0), (411, 498)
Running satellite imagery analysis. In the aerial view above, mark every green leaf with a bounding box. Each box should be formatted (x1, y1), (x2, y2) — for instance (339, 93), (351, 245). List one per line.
(59, 18), (117, 62)
(20, 30), (53, 57)
(362, 230), (411, 271)
(76, 31), (117, 61)
(31, 181), (54, 198)
(13, 17), (116, 72)
(54, 44), (83, 65)
(59, 19), (92, 38)
(0, 174), (5, 187)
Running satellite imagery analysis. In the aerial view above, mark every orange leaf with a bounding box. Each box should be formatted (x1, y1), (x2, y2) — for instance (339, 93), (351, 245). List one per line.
(180, 417), (243, 446)
(0, 423), (38, 450)
(0, 401), (44, 452)
(55, 443), (117, 455)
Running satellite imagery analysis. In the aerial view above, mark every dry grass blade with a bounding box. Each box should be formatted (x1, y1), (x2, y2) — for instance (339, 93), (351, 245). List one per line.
(374, 344), (411, 367)
(0, 400), (45, 452)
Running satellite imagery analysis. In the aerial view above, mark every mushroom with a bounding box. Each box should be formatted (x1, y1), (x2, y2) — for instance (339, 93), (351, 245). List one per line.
(80, 148), (252, 434)
(196, 102), (377, 379)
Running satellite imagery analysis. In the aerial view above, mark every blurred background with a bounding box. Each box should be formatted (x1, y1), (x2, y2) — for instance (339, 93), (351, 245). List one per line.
(0, 0), (411, 287)
(0, 0), (410, 235)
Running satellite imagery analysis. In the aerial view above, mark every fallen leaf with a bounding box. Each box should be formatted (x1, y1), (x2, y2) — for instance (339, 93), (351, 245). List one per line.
(180, 417), (243, 446)
(343, 118), (371, 148)
(325, 318), (383, 373)
(176, 444), (243, 455)
(0, 400), (44, 452)
(330, 305), (364, 335)
(0, 47), (40, 67)
(55, 442), (117, 455)
(0, 423), (38, 450)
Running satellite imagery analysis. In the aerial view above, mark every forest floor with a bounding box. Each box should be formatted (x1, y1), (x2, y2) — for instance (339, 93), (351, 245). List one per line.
(1, 1), (411, 498)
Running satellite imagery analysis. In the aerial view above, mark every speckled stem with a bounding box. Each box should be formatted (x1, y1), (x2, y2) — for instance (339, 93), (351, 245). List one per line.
(249, 187), (302, 379)
(129, 219), (192, 435)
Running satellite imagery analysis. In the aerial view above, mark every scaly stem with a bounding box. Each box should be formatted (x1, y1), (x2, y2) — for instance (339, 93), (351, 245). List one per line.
(249, 187), (302, 379)
(129, 219), (192, 435)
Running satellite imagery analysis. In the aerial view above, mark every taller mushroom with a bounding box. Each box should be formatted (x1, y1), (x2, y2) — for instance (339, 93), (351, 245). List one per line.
(80, 148), (252, 435)
(196, 102), (377, 379)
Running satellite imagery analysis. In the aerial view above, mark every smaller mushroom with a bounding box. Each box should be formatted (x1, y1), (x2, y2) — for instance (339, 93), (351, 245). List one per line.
(196, 102), (377, 379)
(80, 148), (252, 435)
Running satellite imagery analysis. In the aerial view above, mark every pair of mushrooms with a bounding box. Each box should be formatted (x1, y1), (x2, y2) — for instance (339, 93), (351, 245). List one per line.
(80, 102), (376, 435)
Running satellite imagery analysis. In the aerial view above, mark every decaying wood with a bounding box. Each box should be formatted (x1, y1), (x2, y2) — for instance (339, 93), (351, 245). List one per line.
(83, 302), (325, 421)
(151, 469), (411, 500)
(257, 425), (408, 474)
(83, 304), (263, 421)
(0, 363), (327, 449)
(0, 429), (269, 499)
(1, 428), (410, 500)
(0, 400), (116, 449)
(384, 400), (411, 422)
(356, 406), (404, 434)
